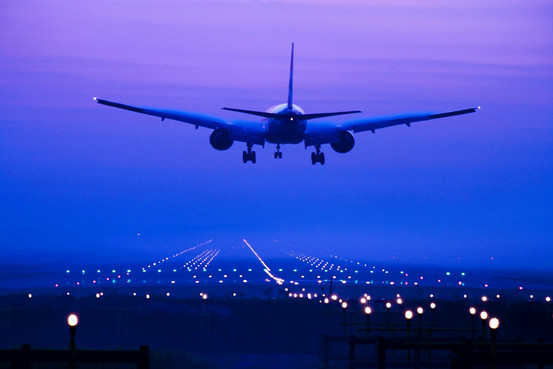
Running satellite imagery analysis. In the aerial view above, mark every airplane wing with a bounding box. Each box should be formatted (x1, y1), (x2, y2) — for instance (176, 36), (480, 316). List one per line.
(94, 98), (231, 130)
(340, 107), (479, 134)
(304, 107), (479, 147)
(94, 98), (267, 146)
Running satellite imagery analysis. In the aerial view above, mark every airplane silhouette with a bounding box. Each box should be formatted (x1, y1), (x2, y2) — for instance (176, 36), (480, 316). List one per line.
(95, 43), (478, 165)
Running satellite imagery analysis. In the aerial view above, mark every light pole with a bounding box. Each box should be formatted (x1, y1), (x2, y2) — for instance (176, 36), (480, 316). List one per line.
(405, 310), (413, 361)
(469, 307), (477, 340)
(416, 307), (424, 332)
(429, 302), (436, 326)
(385, 302), (392, 326)
(67, 313), (78, 369)
(405, 310), (413, 341)
(364, 306), (372, 337)
(480, 311), (488, 342)
(341, 301), (348, 334)
(489, 317), (500, 369)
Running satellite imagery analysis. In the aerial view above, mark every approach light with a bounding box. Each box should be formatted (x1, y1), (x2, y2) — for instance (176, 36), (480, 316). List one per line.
(364, 306), (372, 315)
(480, 311), (488, 320)
(341, 301), (348, 309)
(386, 302), (392, 309)
(417, 307), (424, 315)
(67, 313), (79, 327)
(430, 302), (436, 310)
(489, 317), (500, 330)
(469, 307), (477, 315)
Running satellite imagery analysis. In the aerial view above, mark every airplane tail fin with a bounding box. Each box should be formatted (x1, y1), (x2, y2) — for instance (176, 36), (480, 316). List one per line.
(287, 42), (294, 110)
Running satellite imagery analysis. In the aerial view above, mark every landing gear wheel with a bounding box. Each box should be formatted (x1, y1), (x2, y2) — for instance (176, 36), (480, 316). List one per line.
(311, 145), (325, 165)
(274, 144), (283, 159)
(242, 143), (256, 163)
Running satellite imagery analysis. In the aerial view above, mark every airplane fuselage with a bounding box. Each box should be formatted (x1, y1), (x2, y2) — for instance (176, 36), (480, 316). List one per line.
(264, 103), (306, 144)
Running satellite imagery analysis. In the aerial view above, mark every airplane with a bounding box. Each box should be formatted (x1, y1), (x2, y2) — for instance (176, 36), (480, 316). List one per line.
(94, 43), (479, 165)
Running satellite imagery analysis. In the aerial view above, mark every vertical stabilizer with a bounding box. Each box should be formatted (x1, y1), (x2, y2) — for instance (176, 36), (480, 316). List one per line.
(287, 43), (294, 110)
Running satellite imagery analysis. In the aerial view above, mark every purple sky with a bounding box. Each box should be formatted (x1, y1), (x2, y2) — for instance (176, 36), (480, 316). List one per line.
(1, 0), (552, 269)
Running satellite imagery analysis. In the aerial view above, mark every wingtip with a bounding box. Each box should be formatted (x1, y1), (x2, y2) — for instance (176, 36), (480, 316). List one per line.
(93, 97), (97, 101)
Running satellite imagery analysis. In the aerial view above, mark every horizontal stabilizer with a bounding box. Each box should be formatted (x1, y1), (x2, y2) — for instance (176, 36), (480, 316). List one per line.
(222, 107), (361, 121)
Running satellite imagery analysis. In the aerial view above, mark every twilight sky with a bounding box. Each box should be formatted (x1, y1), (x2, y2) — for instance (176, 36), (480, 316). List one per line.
(1, 0), (552, 269)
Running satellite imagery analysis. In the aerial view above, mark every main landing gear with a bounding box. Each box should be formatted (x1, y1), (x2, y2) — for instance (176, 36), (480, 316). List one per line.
(274, 144), (283, 159)
(242, 143), (256, 164)
(311, 145), (325, 165)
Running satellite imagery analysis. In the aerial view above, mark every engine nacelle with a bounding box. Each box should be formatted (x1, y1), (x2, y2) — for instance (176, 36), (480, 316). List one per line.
(209, 129), (233, 150)
(330, 131), (355, 153)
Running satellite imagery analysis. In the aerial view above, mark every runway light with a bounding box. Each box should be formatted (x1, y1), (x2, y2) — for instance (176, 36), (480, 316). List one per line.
(417, 307), (424, 315)
(28, 293), (32, 299)
(489, 317), (500, 330)
(364, 306), (372, 315)
(341, 301), (348, 309)
(480, 311), (488, 320)
(481, 295), (488, 302)
(405, 310), (413, 320)
(546, 296), (551, 302)
(430, 302), (436, 310)
(386, 302), (392, 309)
(469, 307), (476, 315)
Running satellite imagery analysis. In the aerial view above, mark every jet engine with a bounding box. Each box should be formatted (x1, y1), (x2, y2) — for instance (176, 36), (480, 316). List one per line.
(209, 129), (233, 150)
(330, 131), (355, 153)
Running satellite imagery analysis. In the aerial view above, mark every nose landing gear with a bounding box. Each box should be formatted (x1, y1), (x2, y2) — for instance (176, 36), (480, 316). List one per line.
(242, 143), (256, 163)
(274, 144), (283, 159)
(311, 145), (325, 165)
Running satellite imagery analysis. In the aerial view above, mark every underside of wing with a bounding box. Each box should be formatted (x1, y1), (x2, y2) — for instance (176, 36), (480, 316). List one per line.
(340, 107), (479, 134)
(95, 98), (231, 130)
